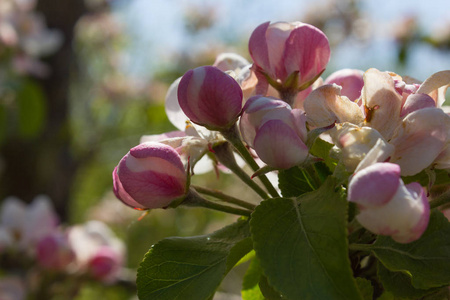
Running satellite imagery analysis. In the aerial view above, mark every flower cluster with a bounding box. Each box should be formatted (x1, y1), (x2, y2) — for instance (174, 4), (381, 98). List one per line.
(0, 196), (126, 298)
(112, 19), (450, 299)
(114, 20), (450, 245)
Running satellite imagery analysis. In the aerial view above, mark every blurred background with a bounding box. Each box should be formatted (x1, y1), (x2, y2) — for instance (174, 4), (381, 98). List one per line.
(0, 0), (449, 298)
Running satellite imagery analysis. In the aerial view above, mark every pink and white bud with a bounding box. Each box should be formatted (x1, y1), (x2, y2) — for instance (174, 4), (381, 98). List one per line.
(324, 69), (364, 101)
(36, 231), (75, 271)
(113, 142), (187, 210)
(240, 96), (309, 169)
(213, 53), (257, 100)
(249, 21), (330, 93)
(348, 163), (429, 243)
(253, 117), (309, 169)
(240, 95), (291, 148)
(68, 221), (125, 282)
(177, 66), (243, 130)
(87, 246), (123, 281)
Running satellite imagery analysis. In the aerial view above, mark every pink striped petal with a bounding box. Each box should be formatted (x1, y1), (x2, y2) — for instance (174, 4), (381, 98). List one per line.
(324, 69), (364, 101)
(390, 107), (450, 176)
(253, 120), (308, 169)
(400, 93), (436, 117)
(178, 66), (243, 130)
(283, 23), (330, 86)
(348, 162), (401, 207)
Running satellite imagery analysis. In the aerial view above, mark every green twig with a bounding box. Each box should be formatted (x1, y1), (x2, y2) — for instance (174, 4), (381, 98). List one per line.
(212, 141), (269, 200)
(429, 189), (450, 209)
(348, 243), (374, 252)
(183, 188), (252, 216)
(192, 185), (256, 210)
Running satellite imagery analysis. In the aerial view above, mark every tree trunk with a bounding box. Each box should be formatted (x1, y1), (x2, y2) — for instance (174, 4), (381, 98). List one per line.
(0, 0), (87, 221)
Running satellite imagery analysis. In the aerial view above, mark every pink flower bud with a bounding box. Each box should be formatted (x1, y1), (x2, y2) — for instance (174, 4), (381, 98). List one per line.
(113, 142), (187, 210)
(253, 118), (309, 169)
(240, 95), (291, 148)
(348, 162), (429, 243)
(88, 246), (122, 281)
(240, 96), (309, 169)
(36, 231), (75, 271)
(177, 66), (243, 130)
(249, 21), (330, 93)
(324, 69), (364, 101)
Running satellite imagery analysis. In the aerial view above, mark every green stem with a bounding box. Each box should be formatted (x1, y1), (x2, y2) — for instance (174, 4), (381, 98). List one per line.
(221, 124), (280, 198)
(183, 188), (252, 216)
(429, 189), (450, 209)
(278, 88), (297, 107)
(192, 185), (256, 210)
(348, 243), (374, 252)
(212, 142), (269, 200)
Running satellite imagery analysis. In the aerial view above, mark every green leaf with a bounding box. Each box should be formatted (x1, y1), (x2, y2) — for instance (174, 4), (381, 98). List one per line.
(242, 258), (265, 300)
(309, 136), (334, 159)
(378, 262), (439, 299)
(137, 218), (251, 300)
(355, 278), (373, 300)
(250, 177), (363, 300)
(278, 166), (316, 197)
(403, 168), (450, 187)
(309, 137), (337, 171)
(16, 80), (46, 139)
(313, 161), (333, 183)
(259, 275), (283, 300)
(371, 210), (450, 289)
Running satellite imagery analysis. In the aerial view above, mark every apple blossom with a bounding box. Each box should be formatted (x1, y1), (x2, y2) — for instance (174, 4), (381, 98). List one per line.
(113, 142), (188, 210)
(178, 65), (243, 130)
(330, 123), (392, 172)
(361, 69), (404, 140)
(68, 221), (125, 283)
(348, 162), (429, 243)
(249, 21), (330, 105)
(400, 93), (436, 117)
(36, 231), (75, 271)
(416, 70), (450, 107)
(88, 246), (123, 281)
(389, 107), (450, 176)
(303, 84), (365, 128)
(0, 196), (59, 250)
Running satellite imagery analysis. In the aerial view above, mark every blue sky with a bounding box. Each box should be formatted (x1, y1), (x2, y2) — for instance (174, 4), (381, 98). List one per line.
(116, 0), (450, 81)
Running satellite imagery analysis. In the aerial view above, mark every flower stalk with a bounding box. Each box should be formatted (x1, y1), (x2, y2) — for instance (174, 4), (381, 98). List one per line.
(183, 188), (252, 216)
(220, 124), (280, 198)
(191, 185), (256, 210)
